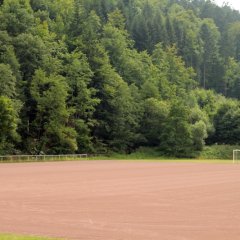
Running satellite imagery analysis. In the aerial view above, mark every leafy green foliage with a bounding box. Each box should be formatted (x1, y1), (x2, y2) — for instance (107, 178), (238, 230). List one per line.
(30, 69), (77, 154)
(141, 98), (169, 146)
(160, 101), (193, 157)
(210, 100), (240, 145)
(0, 0), (34, 36)
(0, 0), (239, 156)
(0, 96), (19, 154)
(0, 63), (17, 97)
(200, 144), (240, 160)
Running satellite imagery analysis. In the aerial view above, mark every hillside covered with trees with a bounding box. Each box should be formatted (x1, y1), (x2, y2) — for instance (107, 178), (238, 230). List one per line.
(0, 0), (240, 157)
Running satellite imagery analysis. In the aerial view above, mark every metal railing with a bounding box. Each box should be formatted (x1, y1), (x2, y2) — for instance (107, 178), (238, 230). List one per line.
(0, 154), (91, 162)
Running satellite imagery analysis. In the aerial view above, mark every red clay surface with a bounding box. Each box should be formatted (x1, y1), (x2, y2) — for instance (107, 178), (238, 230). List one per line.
(1, 161), (240, 240)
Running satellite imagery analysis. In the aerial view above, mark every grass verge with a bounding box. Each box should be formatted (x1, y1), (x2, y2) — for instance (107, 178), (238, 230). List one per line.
(87, 157), (232, 164)
(0, 145), (238, 163)
(0, 234), (62, 240)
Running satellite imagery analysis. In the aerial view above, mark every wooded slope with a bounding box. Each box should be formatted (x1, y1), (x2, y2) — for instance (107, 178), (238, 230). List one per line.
(0, 0), (239, 156)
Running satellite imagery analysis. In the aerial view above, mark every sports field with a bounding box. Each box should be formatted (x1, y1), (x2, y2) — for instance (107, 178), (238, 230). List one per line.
(1, 160), (240, 240)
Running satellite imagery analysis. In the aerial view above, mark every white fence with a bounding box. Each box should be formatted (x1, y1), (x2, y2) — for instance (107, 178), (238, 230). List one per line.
(0, 154), (92, 162)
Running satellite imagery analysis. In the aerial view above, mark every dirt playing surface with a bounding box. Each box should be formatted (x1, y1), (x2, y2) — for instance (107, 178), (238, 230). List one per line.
(1, 161), (240, 240)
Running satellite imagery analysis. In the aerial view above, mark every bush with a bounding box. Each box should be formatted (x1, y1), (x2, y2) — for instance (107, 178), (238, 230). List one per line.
(199, 144), (240, 159)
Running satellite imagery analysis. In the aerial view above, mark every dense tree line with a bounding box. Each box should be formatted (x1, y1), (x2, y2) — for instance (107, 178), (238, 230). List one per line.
(0, 0), (240, 156)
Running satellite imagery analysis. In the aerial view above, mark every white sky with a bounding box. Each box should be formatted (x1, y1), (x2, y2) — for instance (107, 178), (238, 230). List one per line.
(214, 0), (240, 11)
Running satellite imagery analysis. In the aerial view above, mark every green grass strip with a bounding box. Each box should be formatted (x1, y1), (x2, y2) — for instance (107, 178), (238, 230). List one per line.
(0, 234), (62, 240)
(0, 156), (234, 164)
(88, 158), (232, 164)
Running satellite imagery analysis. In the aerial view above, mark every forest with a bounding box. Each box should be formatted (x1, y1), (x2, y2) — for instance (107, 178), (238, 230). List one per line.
(0, 0), (240, 157)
